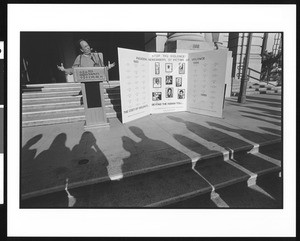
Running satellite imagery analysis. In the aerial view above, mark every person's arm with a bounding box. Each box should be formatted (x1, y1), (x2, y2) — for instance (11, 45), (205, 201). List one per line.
(108, 61), (115, 70)
(96, 52), (115, 70)
(57, 55), (81, 75)
(57, 63), (74, 74)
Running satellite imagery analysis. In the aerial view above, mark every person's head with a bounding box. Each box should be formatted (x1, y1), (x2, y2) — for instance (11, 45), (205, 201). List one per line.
(179, 90), (183, 96)
(167, 88), (172, 95)
(155, 78), (159, 84)
(78, 39), (91, 55)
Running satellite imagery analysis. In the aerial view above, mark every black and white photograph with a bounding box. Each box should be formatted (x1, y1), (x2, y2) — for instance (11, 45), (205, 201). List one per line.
(152, 91), (162, 101)
(178, 89), (185, 99)
(179, 62), (185, 74)
(6, 3), (296, 239)
(20, 31), (283, 209)
(19, 31), (284, 209)
(165, 63), (173, 73)
(176, 77), (182, 87)
(155, 62), (160, 75)
(165, 75), (173, 85)
(165, 87), (174, 98)
(153, 77), (162, 88)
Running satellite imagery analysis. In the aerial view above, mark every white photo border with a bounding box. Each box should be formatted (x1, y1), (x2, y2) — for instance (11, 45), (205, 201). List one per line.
(7, 4), (296, 237)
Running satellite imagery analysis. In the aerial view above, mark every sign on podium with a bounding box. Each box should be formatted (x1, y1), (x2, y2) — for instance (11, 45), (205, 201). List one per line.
(73, 67), (109, 130)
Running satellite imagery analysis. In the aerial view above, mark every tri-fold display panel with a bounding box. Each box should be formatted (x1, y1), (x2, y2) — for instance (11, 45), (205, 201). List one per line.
(118, 48), (230, 123)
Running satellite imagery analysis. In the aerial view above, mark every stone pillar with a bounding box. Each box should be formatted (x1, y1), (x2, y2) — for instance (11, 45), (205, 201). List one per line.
(164, 33), (216, 53)
(144, 33), (168, 52)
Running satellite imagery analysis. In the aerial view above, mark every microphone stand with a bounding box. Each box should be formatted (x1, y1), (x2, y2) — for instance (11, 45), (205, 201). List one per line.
(93, 49), (110, 87)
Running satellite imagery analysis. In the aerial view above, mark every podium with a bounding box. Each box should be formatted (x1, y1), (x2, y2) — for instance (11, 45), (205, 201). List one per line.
(73, 67), (110, 130)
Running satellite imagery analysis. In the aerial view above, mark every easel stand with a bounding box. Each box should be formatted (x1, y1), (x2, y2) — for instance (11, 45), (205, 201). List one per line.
(73, 67), (110, 131)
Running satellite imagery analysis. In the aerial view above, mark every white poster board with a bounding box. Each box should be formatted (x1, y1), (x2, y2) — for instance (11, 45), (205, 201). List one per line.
(225, 51), (233, 98)
(118, 48), (150, 123)
(149, 52), (188, 114)
(187, 49), (228, 118)
(118, 48), (229, 123)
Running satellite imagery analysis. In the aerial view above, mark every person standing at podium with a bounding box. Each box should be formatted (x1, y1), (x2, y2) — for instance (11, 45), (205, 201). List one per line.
(57, 39), (115, 74)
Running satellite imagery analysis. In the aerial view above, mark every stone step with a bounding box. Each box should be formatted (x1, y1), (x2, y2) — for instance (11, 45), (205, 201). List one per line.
(22, 115), (85, 127)
(22, 105), (121, 120)
(23, 86), (121, 94)
(22, 90), (82, 99)
(22, 80), (120, 89)
(23, 101), (82, 111)
(23, 95), (83, 105)
(246, 91), (260, 96)
(21, 141), (282, 207)
(22, 107), (85, 120)
(22, 111), (118, 127)
(105, 105), (122, 114)
(22, 94), (121, 105)
(22, 91), (120, 99)
(22, 86), (81, 93)
(22, 100), (121, 111)
(165, 171), (282, 208)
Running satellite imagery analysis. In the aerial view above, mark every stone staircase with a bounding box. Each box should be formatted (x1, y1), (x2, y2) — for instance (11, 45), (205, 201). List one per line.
(231, 78), (282, 96)
(21, 141), (282, 207)
(22, 81), (122, 127)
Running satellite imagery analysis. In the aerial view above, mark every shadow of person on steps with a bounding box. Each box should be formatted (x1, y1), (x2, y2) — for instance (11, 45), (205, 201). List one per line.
(23, 133), (72, 196)
(121, 126), (190, 173)
(207, 121), (281, 143)
(21, 134), (43, 178)
(69, 131), (109, 207)
(167, 116), (251, 151)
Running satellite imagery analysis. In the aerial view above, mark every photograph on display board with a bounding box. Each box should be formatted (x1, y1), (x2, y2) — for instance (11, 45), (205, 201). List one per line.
(175, 77), (182, 87)
(153, 77), (162, 88)
(165, 75), (173, 85)
(179, 62), (185, 74)
(165, 63), (173, 73)
(178, 89), (185, 99)
(165, 87), (174, 98)
(155, 62), (160, 75)
(152, 92), (162, 101)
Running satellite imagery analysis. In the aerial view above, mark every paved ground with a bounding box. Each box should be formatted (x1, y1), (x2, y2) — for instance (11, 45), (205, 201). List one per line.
(21, 94), (282, 203)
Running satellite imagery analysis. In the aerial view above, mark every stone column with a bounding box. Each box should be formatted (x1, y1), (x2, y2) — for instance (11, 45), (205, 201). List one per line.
(144, 33), (168, 52)
(164, 33), (216, 53)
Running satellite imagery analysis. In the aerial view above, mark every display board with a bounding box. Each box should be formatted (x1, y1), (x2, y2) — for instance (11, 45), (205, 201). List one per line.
(149, 52), (188, 114)
(118, 48), (150, 123)
(118, 48), (230, 123)
(187, 50), (228, 118)
(225, 51), (233, 98)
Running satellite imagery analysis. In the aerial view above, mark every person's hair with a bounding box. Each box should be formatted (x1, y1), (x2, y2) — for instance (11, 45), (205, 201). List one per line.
(77, 39), (88, 50)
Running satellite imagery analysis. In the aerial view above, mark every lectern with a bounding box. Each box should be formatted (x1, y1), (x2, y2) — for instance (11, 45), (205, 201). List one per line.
(73, 67), (110, 130)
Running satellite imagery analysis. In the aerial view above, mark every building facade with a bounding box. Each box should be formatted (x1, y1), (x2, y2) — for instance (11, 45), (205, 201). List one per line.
(21, 32), (282, 86)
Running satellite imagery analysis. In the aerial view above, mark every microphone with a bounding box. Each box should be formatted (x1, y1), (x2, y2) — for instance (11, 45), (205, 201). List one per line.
(90, 48), (97, 53)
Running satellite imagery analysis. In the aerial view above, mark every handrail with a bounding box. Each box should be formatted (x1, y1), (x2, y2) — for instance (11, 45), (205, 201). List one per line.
(247, 67), (261, 75)
(247, 67), (278, 86)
